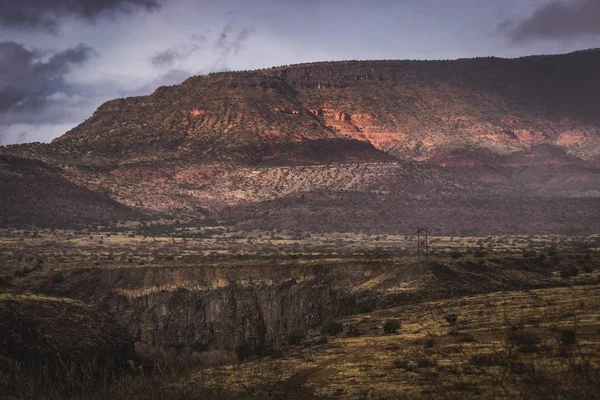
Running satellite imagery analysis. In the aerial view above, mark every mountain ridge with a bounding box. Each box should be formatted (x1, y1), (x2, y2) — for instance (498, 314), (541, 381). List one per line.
(1, 50), (599, 233)
(47, 50), (600, 164)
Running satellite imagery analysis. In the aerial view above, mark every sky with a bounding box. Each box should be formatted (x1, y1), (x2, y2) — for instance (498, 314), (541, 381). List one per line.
(0, 0), (599, 145)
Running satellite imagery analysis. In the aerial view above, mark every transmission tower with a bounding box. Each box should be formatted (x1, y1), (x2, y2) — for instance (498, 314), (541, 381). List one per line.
(414, 227), (431, 263)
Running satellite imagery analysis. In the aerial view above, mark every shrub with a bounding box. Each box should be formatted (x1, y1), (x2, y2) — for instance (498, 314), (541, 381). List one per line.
(444, 313), (458, 325)
(507, 329), (541, 353)
(471, 354), (506, 367)
(51, 272), (64, 284)
(424, 337), (435, 348)
(449, 251), (463, 259)
(559, 329), (577, 346)
(457, 333), (476, 343)
(560, 266), (579, 278)
(394, 359), (417, 371)
(582, 265), (593, 273)
(235, 343), (251, 362)
(418, 358), (436, 368)
(38, 284), (49, 294)
(474, 248), (487, 257)
(345, 325), (360, 338)
(359, 304), (374, 314)
(508, 360), (534, 375)
(314, 335), (328, 345)
(286, 328), (305, 345)
(322, 320), (344, 336)
(522, 250), (537, 258)
(383, 319), (401, 334)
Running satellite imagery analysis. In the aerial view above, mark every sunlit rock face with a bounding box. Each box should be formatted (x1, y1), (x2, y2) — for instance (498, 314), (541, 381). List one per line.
(46, 51), (600, 165)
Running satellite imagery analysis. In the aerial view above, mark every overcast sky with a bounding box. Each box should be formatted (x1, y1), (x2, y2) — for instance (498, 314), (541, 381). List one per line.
(1, 0), (599, 145)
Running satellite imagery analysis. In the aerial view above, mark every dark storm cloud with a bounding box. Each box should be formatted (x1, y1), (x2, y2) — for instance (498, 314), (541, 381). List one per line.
(0, 0), (163, 32)
(503, 0), (600, 43)
(0, 41), (95, 115)
(150, 33), (209, 68)
(151, 48), (188, 68)
(151, 43), (204, 68)
(216, 23), (256, 56)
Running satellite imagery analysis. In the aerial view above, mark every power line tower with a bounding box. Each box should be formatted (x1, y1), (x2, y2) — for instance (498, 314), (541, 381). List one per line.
(414, 227), (431, 263)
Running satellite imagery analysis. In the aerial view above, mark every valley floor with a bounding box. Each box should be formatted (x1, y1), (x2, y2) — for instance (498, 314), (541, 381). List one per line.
(0, 230), (598, 399)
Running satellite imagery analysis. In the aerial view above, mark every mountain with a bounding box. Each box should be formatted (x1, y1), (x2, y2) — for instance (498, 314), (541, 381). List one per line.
(1, 50), (599, 233)
(51, 49), (600, 164)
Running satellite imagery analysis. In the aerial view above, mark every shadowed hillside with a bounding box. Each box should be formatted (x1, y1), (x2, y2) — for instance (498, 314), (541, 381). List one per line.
(0, 155), (144, 228)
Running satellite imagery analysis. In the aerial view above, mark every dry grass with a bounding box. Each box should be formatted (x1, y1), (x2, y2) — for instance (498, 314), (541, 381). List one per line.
(1, 229), (597, 276)
(198, 284), (600, 399)
(1, 231), (598, 399)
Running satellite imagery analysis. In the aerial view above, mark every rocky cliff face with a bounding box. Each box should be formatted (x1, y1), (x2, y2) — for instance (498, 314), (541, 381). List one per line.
(12, 258), (567, 363)
(45, 264), (366, 358)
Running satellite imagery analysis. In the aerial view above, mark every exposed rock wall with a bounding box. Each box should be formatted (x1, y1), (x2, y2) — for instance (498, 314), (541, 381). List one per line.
(113, 279), (344, 358)
(11, 257), (577, 363)
(47, 263), (371, 359)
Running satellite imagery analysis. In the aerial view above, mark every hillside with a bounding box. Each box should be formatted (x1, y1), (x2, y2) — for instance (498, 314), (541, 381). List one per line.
(0, 155), (144, 228)
(1, 50), (599, 232)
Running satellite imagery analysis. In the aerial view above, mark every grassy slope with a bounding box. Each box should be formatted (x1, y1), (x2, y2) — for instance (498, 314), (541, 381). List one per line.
(199, 284), (600, 399)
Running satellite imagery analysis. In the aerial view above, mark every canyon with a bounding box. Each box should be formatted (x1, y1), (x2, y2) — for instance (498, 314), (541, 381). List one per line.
(4, 232), (595, 366)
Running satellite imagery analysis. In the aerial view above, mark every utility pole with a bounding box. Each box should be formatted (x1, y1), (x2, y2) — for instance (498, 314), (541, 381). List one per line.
(425, 227), (429, 263)
(416, 229), (421, 262)
(414, 227), (431, 264)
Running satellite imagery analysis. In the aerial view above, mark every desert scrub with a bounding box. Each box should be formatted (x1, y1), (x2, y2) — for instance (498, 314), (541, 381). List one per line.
(286, 328), (305, 345)
(507, 329), (541, 353)
(383, 319), (401, 334)
(560, 266), (579, 278)
(558, 329), (577, 346)
(444, 313), (458, 325)
(235, 343), (251, 362)
(423, 337), (435, 348)
(345, 325), (360, 338)
(314, 335), (328, 345)
(51, 272), (64, 284)
(322, 320), (344, 336)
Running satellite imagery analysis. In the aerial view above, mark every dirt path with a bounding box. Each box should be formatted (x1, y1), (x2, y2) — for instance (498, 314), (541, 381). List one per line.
(281, 339), (376, 398)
